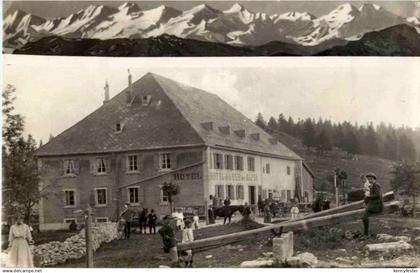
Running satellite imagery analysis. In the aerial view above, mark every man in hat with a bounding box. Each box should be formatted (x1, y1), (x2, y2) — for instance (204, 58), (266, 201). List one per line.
(159, 215), (179, 267)
(362, 173), (383, 238)
(120, 203), (135, 239)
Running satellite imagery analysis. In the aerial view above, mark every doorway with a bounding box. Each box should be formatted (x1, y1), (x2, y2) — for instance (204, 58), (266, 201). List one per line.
(249, 186), (256, 205)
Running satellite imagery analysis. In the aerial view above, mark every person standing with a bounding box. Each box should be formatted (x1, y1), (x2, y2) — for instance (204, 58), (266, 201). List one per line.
(362, 173), (383, 238)
(148, 209), (157, 235)
(158, 216), (179, 267)
(224, 197), (231, 207)
(139, 208), (149, 234)
(290, 202), (300, 219)
(264, 202), (272, 223)
(192, 211), (200, 230)
(120, 203), (134, 239)
(180, 219), (194, 267)
(8, 215), (34, 268)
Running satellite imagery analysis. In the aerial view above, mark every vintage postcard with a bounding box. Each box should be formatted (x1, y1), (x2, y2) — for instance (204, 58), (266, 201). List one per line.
(1, 0), (420, 271)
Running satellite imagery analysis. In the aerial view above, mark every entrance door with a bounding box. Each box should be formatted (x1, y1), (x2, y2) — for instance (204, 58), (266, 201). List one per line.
(249, 186), (256, 205)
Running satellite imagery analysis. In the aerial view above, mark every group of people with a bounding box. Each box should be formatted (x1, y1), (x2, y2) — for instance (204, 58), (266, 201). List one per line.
(158, 214), (195, 267)
(119, 204), (158, 239)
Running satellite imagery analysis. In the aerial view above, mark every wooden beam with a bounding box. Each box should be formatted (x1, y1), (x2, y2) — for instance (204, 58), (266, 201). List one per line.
(178, 201), (399, 251)
(294, 191), (394, 221)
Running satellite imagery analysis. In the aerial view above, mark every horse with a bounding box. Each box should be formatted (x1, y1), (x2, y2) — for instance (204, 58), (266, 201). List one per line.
(213, 205), (245, 224)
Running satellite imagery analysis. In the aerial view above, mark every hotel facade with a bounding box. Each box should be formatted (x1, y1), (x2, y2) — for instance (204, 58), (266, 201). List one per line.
(35, 73), (314, 230)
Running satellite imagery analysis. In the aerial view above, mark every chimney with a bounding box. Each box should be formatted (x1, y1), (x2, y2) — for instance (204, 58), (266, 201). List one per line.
(103, 81), (110, 104)
(126, 69), (132, 104)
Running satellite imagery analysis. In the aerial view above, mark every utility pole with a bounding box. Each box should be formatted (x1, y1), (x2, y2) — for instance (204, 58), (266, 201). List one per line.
(334, 173), (339, 207)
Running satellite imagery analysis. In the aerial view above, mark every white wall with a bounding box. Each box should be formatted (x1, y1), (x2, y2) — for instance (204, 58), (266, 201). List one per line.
(206, 147), (298, 205)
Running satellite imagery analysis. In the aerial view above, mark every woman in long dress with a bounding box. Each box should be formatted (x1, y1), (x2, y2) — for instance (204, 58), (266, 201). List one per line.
(8, 216), (34, 267)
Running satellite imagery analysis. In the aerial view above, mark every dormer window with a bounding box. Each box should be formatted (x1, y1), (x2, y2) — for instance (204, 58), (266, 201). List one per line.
(115, 123), (122, 133)
(142, 95), (152, 106)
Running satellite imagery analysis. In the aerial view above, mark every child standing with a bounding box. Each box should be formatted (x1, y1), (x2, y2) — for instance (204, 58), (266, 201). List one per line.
(181, 219), (194, 267)
(148, 209), (157, 234)
(290, 202), (300, 219)
(192, 212), (200, 230)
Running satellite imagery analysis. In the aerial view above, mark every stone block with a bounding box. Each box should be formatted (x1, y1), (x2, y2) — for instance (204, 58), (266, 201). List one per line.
(365, 241), (413, 255)
(273, 232), (294, 264)
(240, 259), (274, 268)
(377, 233), (410, 242)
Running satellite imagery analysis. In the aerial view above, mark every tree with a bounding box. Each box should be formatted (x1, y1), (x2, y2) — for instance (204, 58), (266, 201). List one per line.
(399, 134), (416, 162)
(302, 118), (316, 151)
(363, 124), (379, 156)
(390, 162), (420, 217)
(162, 182), (180, 213)
(3, 135), (40, 224)
(315, 128), (332, 154)
(2, 84), (24, 152)
(255, 112), (267, 131)
(2, 85), (40, 225)
(266, 117), (278, 134)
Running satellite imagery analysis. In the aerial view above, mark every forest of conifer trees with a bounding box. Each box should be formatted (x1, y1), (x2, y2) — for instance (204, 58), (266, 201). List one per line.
(255, 113), (419, 162)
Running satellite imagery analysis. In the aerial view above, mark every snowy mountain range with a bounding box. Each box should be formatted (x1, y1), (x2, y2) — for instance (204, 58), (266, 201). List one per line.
(3, 2), (420, 50)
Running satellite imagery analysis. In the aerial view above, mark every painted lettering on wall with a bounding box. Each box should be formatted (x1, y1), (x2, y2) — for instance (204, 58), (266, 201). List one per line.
(209, 172), (258, 182)
(173, 172), (202, 181)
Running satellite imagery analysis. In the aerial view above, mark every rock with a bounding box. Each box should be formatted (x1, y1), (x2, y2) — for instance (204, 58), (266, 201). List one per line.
(351, 256), (358, 260)
(413, 237), (420, 243)
(240, 259), (274, 268)
(365, 241), (413, 255)
(337, 249), (347, 253)
(239, 249), (244, 252)
(377, 234), (410, 242)
(335, 257), (352, 264)
(262, 252), (273, 258)
(205, 255), (213, 259)
(286, 252), (318, 268)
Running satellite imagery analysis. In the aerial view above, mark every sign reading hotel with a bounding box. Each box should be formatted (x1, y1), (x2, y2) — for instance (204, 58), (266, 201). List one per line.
(173, 172), (202, 181)
(209, 172), (258, 182)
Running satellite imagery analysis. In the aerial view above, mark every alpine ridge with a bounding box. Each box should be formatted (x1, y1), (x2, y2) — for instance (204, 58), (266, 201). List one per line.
(3, 2), (420, 54)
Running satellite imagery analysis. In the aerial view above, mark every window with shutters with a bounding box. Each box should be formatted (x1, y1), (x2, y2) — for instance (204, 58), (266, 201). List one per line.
(287, 166), (291, 175)
(63, 159), (76, 176)
(160, 186), (169, 203)
(64, 190), (76, 207)
(215, 185), (224, 199)
(213, 153), (223, 169)
(95, 188), (107, 206)
(224, 155), (233, 170)
(234, 156), (243, 171)
(96, 158), (107, 174)
(266, 163), (271, 174)
(281, 190), (286, 201)
(236, 185), (244, 200)
(226, 185), (235, 199)
(128, 187), (139, 204)
(127, 155), (139, 172)
(247, 157), (255, 172)
(160, 153), (171, 170)
(286, 190), (291, 201)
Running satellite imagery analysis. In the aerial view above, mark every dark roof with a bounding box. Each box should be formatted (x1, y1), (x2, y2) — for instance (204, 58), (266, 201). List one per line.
(36, 73), (301, 160)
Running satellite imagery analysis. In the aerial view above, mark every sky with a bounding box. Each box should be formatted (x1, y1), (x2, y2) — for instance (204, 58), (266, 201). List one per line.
(3, 0), (420, 18)
(3, 55), (420, 144)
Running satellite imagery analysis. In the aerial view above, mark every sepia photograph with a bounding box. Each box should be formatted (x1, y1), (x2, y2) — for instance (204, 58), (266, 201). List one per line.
(1, 0), (420, 271)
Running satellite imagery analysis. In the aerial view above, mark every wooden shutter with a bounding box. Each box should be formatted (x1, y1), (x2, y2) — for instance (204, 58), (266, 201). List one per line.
(74, 159), (80, 175)
(89, 159), (96, 174)
(170, 153), (177, 169)
(153, 154), (160, 171)
(61, 160), (65, 176)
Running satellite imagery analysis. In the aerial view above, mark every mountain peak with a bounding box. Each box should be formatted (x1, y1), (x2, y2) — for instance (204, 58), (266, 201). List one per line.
(118, 2), (140, 11)
(225, 3), (246, 13)
(359, 3), (382, 12)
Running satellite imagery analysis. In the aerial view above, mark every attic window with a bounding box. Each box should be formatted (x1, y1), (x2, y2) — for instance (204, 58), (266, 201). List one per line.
(115, 123), (122, 133)
(142, 95), (152, 106)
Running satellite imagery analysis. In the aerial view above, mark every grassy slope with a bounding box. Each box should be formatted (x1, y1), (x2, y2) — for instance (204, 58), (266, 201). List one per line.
(274, 132), (396, 193)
